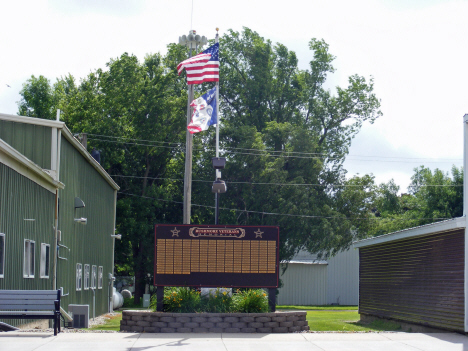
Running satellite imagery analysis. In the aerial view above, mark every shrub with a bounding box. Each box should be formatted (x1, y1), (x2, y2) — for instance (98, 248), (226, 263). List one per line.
(150, 287), (270, 313)
(200, 288), (233, 313)
(163, 287), (201, 313)
(123, 296), (141, 308)
(233, 288), (269, 313)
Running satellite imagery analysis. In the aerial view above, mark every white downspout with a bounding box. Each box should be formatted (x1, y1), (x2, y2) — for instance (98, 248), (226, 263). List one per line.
(464, 114), (468, 216)
(110, 189), (118, 312)
(52, 109), (60, 290)
(463, 113), (468, 332)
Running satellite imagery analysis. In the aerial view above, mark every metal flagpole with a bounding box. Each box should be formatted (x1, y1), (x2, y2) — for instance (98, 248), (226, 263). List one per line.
(215, 29), (221, 225)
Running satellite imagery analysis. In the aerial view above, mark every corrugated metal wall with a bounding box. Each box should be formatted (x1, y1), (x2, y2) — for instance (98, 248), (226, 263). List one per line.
(57, 137), (115, 317)
(0, 164), (56, 289)
(0, 120), (51, 169)
(327, 247), (359, 305)
(277, 248), (359, 306)
(359, 229), (465, 332)
(277, 263), (328, 305)
(0, 163), (56, 326)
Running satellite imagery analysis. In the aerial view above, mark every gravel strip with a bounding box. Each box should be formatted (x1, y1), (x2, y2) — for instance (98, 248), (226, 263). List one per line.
(15, 312), (121, 333)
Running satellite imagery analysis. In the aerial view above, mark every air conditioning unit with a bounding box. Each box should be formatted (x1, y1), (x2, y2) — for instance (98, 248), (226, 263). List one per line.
(68, 304), (89, 328)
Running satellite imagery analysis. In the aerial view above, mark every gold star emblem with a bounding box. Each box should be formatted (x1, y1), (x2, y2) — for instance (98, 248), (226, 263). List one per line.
(254, 229), (264, 238)
(171, 227), (180, 237)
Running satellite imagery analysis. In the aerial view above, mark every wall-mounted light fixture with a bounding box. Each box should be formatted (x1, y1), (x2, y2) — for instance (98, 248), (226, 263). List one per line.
(75, 197), (85, 209)
(74, 218), (87, 225)
(111, 234), (122, 240)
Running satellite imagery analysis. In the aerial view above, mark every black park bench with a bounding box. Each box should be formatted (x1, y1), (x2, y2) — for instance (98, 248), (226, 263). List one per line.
(0, 290), (62, 335)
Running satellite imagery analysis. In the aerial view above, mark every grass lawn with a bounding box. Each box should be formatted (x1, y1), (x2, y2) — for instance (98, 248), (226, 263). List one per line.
(89, 313), (123, 331)
(277, 305), (358, 311)
(277, 306), (401, 332)
(305, 310), (401, 332)
(90, 306), (401, 332)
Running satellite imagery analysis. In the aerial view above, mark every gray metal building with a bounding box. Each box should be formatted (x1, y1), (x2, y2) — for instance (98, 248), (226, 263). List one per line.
(277, 247), (359, 306)
(0, 113), (119, 326)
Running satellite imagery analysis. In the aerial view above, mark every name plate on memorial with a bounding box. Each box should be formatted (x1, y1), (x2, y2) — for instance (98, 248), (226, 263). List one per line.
(154, 224), (279, 288)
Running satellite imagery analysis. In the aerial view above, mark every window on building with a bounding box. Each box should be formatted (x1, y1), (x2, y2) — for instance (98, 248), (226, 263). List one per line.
(0, 234), (5, 278)
(91, 265), (97, 289)
(40, 243), (50, 278)
(23, 239), (35, 278)
(98, 266), (103, 289)
(76, 263), (82, 291)
(84, 264), (90, 290)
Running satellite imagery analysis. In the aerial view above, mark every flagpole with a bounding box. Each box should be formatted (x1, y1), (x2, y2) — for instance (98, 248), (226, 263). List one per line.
(215, 29), (221, 225)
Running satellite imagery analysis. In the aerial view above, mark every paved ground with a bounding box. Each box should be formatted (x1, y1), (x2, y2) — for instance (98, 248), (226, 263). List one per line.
(1, 332), (468, 351)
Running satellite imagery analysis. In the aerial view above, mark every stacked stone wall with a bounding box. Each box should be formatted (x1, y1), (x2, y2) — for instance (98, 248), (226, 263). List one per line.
(121, 311), (309, 333)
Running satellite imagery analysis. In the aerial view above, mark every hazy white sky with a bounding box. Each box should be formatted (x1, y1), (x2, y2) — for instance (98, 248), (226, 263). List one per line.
(1, 0), (467, 192)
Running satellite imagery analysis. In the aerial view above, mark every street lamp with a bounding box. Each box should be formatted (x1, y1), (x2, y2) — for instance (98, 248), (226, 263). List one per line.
(178, 30), (207, 224)
(212, 157), (227, 224)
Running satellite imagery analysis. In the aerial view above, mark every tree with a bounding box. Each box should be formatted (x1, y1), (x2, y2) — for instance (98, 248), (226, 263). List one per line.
(368, 166), (463, 237)
(375, 179), (400, 216)
(18, 75), (56, 119)
(17, 28), (382, 295)
(409, 166), (463, 222)
(17, 50), (188, 303)
(210, 28), (382, 259)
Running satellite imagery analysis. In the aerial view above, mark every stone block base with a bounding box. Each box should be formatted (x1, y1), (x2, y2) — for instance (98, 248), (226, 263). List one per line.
(121, 311), (309, 333)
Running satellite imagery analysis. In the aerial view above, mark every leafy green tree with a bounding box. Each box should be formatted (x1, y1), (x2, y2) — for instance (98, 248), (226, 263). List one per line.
(334, 174), (377, 238)
(18, 75), (56, 119)
(17, 50), (188, 303)
(17, 28), (383, 295)
(375, 179), (400, 216)
(409, 166), (463, 222)
(368, 166), (463, 237)
(211, 28), (382, 259)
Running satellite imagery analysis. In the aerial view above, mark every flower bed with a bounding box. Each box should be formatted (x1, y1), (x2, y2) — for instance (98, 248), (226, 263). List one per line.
(120, 310), (309, 333)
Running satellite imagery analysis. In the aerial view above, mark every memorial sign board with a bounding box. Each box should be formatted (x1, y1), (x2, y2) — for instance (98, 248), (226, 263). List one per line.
(154, 224), (279, 288)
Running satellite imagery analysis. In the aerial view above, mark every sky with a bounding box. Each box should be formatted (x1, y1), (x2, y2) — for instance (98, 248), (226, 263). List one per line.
(1, 0), (467, 193)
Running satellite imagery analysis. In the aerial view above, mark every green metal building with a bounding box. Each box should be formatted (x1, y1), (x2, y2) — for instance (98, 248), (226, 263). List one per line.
(0, 113), (119, 326)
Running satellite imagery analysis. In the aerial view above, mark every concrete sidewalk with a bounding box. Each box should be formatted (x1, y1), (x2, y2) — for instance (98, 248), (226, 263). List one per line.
(1, 332), (468, 351)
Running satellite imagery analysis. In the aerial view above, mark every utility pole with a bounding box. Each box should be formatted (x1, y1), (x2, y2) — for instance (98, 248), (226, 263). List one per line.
(178, 30), (207, 224)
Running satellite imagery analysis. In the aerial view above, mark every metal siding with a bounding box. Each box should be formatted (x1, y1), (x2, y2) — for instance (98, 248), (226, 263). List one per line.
(277, 263), (327, 305)
(359, 229), (465, 332)
(327, 247), (359, 305)
(0, 120), (52, 169)
(0, 163), (56, 326)
(57, 137), (115, 317)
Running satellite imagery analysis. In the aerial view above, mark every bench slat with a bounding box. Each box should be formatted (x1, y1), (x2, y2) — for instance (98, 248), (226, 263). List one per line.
(0, 290), (59, 295)
(0, 311), (55, 316)
(0, 295), (58, 301)
(0, 301), (55, 311)
(0, 299), (57, 305)
(0, 293), (58, 298)
(0, 301), (55, 306)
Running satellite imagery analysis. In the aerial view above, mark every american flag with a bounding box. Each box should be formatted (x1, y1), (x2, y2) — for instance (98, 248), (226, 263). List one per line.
(177, 43), (219, 85)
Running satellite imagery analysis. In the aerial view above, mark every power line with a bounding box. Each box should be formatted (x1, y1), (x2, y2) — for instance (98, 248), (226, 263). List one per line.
(110, 174), (462, 187)
(117, 192), (452, 221)
(86, 133), (184, 147)
(87, 138), (182, 150)
(111, 175), (211, 183)
(84, 135), (462, 163)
